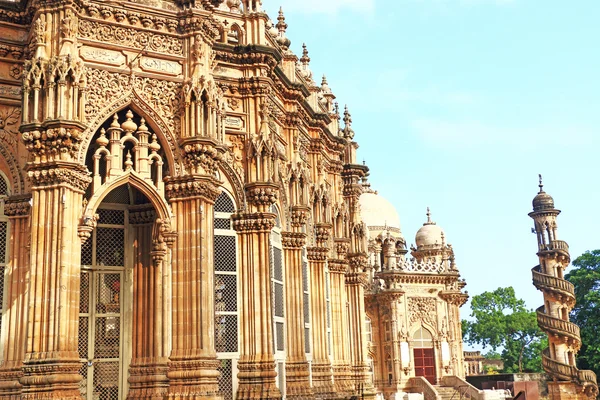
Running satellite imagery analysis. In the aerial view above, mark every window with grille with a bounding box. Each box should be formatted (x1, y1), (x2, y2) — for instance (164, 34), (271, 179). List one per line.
(270, 205), (286, 388)
(302, 249), (311, 355)
(214, 191), (238, 399)
(0, 173), (9, 364)
(325, 268), (332, 357)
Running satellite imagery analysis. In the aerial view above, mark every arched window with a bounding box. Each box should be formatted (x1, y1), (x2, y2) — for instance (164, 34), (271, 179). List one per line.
(413, 327), (433, 348)
(214, 191), (238, 399)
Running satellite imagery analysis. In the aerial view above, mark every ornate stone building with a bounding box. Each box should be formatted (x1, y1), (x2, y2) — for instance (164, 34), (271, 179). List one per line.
(0, 0), (470, 399)
(529, 177), (598, 400)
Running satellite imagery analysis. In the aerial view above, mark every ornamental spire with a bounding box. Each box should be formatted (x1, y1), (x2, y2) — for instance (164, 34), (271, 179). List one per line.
(538, 173), (544, 193)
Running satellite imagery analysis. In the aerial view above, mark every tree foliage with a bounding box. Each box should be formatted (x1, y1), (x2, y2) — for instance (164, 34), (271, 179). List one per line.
(566, 250), (600, 378)
(462, 287), (546, 373)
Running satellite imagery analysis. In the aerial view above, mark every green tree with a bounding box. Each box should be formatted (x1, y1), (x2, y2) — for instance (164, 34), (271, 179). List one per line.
(566, 250), (600, 378)
(462, 287), (546, 373)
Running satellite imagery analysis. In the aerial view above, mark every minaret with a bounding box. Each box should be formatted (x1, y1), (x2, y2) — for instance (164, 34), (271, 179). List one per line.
(529, 175), (598, 400)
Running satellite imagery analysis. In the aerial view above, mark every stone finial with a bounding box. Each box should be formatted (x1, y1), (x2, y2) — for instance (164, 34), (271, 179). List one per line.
(538, 173), (543, 192)
(300, 43), (310, 65)
(275, 7), (291, 49)
(426, 207), (431, 223)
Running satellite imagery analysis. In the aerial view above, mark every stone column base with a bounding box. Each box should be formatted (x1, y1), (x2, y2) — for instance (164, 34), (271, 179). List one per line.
(20, 353), (82, 400)
(0, 362), (23, 399)
(236, 359), (281, 400)
(127, 357), (169, 399)
(285, 361), (313, 399)
(311, 362), (335, 399)
(548, 381), (596, 400)
(333, 364), (355, 398)
(166, 359), (221, 399)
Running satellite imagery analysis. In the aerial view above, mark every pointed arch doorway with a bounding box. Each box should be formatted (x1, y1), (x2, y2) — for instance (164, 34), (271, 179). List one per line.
(413, 328), (436, 385)
(79, 184), (168, 399)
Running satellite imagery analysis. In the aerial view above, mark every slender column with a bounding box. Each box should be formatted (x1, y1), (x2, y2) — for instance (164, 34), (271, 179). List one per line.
(0, 196), (31, 399)
(127, 211), (174, 399)
(166, 175), (221, 399)
(20, 162), (91, 400)
(307, 246), (334, 398)
(328, 254), (353, 397)
(233, 211), (281, 400)
(347, 253), (375, 398)
(281, 231), (312, 399)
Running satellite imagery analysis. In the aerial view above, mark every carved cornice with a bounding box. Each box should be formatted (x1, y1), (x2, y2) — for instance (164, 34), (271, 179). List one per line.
(281, 231), (306, 249)
(214, 44), (280, 71)
(244, 182), (278, 208)
(165, 174), (221, 202)
(232, 212), (275, 233)
(438, 290), (469, 306)
(345, 271), (369, 287)
(307, 246), (328, 262)
(26, 162), (91, 191)
(3, 194), (31, 217)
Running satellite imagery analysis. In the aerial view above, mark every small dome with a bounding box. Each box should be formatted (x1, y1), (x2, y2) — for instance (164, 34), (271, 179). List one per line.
(359, 192), (401, 232)
(415, 208), (445, 248)
(532, 175), (555, 212)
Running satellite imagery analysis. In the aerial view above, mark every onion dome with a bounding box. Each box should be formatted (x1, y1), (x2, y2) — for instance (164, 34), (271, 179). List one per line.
(415, 208), (445, 248)
(532, 174), (555, 211)
(359, 192), (403, 240)
(121, 110), (138, 132)
(96, 128), (109, 147)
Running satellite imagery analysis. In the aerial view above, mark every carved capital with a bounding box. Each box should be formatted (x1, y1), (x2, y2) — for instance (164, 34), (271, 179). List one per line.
(281, 231), (306, 249)
(315, 222), (332, 246)
(78, 213), (99, 243)
(26, 162), (91, 191)
(4, 194), (31, 217)
(345, 271), (369, 287)
(348, 252), (368, 273)
(165, 175), (221, 202)
(334, 238), (350, 258)
(290, 205), (310, 228)
(232, 212), (276, 233)
(181, 137), (226, 175)
(328, 259), (348, 274)
(245, 182), (279, 208)
(307, 246), (329, 262)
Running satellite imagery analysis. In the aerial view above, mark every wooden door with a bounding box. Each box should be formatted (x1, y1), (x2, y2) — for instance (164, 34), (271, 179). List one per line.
(414, 348), (436, 384)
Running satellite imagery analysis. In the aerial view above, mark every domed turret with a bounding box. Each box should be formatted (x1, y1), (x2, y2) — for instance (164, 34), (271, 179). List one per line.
(532, 174), (555, 211)
(415, 208), (445, 249)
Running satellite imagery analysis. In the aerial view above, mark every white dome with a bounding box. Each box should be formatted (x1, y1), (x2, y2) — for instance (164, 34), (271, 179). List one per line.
(415, 223), (445, 248)
(415, 208), (445, 248)
(359, 192), (401, 231)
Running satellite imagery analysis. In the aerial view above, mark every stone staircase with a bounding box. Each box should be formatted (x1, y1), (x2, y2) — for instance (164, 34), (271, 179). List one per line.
(434, 385), (462, 400)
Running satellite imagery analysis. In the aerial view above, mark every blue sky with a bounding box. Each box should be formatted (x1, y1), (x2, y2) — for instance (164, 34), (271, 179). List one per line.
(265, 0), (600, 348)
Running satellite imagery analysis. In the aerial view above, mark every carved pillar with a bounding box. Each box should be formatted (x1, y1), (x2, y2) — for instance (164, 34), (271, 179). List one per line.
(307, 243), (334, 398)
(19, 162), (91, 400)
(127, 211), (175, 399)
(382, 292), (403, 391)
(165, 175), (221, 399)
(0, 196), (31, 399)
(233, 210), (281, 400)
(281, 229), (312, 399)
(328, 247), (353, 396)
(347, 253), (375, 398)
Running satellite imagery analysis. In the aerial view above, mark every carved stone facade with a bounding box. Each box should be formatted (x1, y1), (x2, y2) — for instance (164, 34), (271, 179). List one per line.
(0, 1), (469, 400)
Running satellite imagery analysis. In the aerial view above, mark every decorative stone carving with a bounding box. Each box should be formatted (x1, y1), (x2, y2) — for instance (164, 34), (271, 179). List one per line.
(165, 175), (221, 202)
(408, 297), (438, 329)
(245, 182), (278, 208)
(281, 231), (306, 249)
(21, 127), (83, 160)
(3, 195), (31, 217)
(78, 20), (184, 55)
(27, 163), (91, 191)
(232, 212), (276, 232)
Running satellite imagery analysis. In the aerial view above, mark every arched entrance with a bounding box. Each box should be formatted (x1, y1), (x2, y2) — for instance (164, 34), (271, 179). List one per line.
(78, 184), (160, 399)
(413, 327), (436, 384)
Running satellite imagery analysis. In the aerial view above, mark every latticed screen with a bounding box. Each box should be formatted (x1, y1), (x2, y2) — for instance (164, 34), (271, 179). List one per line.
(79, 206), (125, 400)
(325, 270), (332, 355)
(270, 211), (286, 358)
(0, 219), (7, 352)
(0, 175), (8, 196)
(302, 255), (310, 355)
(217, 359), (234, 400)
(214, 191), (238, 399)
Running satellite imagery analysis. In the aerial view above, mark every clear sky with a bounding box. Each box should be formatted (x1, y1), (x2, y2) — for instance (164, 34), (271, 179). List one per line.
(265, 0), (600, 348)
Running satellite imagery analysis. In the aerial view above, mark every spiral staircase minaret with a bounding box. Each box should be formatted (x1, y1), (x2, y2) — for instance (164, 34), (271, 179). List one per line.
(529, 175), (598, 400)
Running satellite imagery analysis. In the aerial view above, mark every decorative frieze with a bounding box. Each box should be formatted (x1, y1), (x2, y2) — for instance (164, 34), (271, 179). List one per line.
(78, 20), (184, 55)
